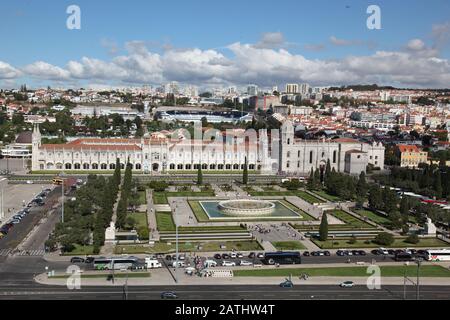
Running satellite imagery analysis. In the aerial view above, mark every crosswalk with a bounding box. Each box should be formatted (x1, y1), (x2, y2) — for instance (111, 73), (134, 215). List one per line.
(17, 250), (45, 256)
(0, 249), (11, 256)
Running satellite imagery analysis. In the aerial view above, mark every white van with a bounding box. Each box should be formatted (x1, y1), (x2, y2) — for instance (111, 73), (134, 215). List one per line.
(145, 258), (162, 269)
(204, 260), (217, 268)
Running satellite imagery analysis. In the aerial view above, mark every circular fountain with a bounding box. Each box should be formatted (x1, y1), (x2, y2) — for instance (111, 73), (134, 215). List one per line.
(218, 199), (276, 217)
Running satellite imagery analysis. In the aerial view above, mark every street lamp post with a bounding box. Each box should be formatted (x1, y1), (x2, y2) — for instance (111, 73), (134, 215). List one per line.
(416, 259), (422, 300)
(175, 203), (179, 283)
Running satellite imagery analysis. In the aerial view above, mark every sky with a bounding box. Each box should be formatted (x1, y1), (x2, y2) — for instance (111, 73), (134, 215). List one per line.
(0, 0), (450, 90)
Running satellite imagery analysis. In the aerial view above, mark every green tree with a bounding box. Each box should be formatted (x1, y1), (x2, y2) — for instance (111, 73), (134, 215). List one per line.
(405, 234), (419, 244)
(197, 164), (203, 185)
(319, 213), (328, 241)
(374, 232), (395, 246)
(368, 185), (383, 210)
(434, 171), (443, 199)
(324, 159), (332, 182)
(243, 157), (248, 185)
(356, 171), (367, 199)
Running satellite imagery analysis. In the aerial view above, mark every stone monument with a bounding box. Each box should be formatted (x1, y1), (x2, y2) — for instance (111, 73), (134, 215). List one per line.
(105, 221), (116, 243)
(424, 217), (437, 236)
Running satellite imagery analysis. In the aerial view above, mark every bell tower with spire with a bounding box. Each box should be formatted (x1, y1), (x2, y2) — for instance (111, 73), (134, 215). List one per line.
(31, 123), (42, 171)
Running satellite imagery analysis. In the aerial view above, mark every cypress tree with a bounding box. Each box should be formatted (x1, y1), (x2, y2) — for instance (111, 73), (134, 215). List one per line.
(197, 163), (203, 185)
(319, 213), (328, 241)
(243, 156), (248, 185)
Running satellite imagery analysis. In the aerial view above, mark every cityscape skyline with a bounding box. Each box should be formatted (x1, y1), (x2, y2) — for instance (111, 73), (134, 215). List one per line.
(1, 0), (450, 90)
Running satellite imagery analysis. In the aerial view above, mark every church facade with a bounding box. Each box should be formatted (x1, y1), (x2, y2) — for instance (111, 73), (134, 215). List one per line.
(31, 120), (384, 176)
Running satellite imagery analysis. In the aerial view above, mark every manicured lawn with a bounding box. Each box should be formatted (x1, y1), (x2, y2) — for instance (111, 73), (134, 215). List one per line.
(50, 272), (151, 279)
(330, 210), (375, 229)
(178, 225), (247, 233)
(136, 191), (147, 205)
(296, 191), (324, 204)
(279, 200), (316, 221)
(234, 265), (450, 277)
(354, 209), (390, 226)
(313, 190), (342, 202)
(272, 241), (306, 250)
(155, 212), (176, 232)
(189, 200), (211, 222)
(292, 224), (376, 232)
(61, 244), (94, 256)
(153, 192), (169, 204)
(125, 212), (148, 230)
(312, 237), (450, 249)
(153, 191), (216, 205)
(115, 240), (263, 254)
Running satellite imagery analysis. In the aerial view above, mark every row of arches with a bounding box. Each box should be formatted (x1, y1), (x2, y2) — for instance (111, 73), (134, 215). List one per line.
(41, 162), (258, 171)
(168, 163), (258, 170)
(43, 163), (142, 170)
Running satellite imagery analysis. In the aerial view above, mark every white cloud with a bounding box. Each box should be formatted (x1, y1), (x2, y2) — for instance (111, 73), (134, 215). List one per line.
(330, 36), (362, 46)
(21, 61), (70, 80)
(2, 34), (450, 89)
(432, 21), (450, 48)
(407, 39), (425, 51)
(0, 61), (21, 79)
(253, 32), (286, 49)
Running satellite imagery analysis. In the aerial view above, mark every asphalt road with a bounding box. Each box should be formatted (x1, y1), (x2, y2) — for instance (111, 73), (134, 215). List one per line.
(0, 257), (449, 300)
(0, 281), (449, 300)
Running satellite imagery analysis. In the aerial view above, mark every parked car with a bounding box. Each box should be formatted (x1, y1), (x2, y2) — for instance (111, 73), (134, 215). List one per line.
(239, 260), (253, 266)
(257, 253), (264, 259)
(165, 255), (172, 261)
(303, 251), (310, 257)
(337, 250), (346, 256)
(161, 292), (178, 299)
(358, 250), (367, 256)
(236, 253), (244, 258)
(324, 251), (331, 256)
(222, 253), (230, 259)
(85, 257), (95, 264)
(248, 252), (255, 259)
(172, 261), (186, 268)
(280, 280), (294, 288)
(10, 219), (21, 224)
(340, 281), (355, 288)
(70, 257), (85, 263)
(230, 252), (237, 259)
(204, 260), (218, 268)
(222, 261), (236, 267)
(214, 254), (222, 260)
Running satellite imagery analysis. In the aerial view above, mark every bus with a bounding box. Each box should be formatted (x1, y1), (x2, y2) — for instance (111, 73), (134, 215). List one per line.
(263, 252), (302, 265)
(93, 257), (139, 270)
(425, 249), (450, 262)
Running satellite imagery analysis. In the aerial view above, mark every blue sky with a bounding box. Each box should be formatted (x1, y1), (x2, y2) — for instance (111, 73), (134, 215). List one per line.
(1, 0), (450, 89)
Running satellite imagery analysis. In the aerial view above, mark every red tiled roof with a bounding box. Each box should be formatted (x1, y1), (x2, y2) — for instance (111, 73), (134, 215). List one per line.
(41, 144), (142, 151)
(397, 144), (420, 153)
(332, 138), (359, 143)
